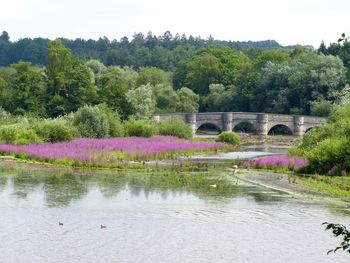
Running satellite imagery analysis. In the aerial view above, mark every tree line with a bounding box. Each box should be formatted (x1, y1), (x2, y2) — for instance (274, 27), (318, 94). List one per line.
(0, 31), (283, 69)
(0, 31), (349, 119)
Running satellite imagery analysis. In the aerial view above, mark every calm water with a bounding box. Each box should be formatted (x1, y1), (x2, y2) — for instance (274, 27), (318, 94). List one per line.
(0, 167), (349, 263)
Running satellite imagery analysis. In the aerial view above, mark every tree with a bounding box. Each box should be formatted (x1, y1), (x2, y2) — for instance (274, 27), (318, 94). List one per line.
(254, 49), (291, 69)
(185, 52), (222, 94)
(137, 67), (171, 86)
(252, 53), (347, 115)
(0, 67), (15, 111)
(318, 41), (328, 55)
(202, 84), (240, 112)
(98, 66), (131, 118)
(178, 46), (251, 95)
(0, 31), (10, 66)
(339, 42), (350, 80)
(202, 84), (226, 111)
(176, 87), (199, 112)
(153, 84), (180, 113)
(46, 39), (97, 117)
(73, 105), (109, 138)
(126, 83), (155, 119)
(64, 60), (97, 113)
(10, 62), (47, 116)
(85, 59), (106, 86)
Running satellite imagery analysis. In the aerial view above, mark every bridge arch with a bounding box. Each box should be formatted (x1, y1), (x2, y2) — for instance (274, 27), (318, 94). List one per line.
(196, 122), (222, 135)
(232, 121), (256, 133)
(305, 127), (318, 134)
(153, 112), (328, 136)
(268, 124), (293, 135)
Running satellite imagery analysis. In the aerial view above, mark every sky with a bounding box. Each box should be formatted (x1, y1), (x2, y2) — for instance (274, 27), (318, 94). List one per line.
(1, 0), (349, 47)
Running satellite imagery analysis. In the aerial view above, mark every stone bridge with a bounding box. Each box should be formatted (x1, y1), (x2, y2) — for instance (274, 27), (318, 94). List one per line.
(152, 112), (328, 136)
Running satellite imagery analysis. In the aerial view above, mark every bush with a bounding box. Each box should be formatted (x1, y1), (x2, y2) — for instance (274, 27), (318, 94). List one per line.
(216, 131), (241, 145)
(290, 105), (350, 175)
(33, 119), (76, 143)
(95, 104), (124, 137)
(124, 119), (157, 137)
(73, 105), (110, 138)
(157, 119), (192, 139)
(0, 124), (42, 145)
(306, 137), (350, 175)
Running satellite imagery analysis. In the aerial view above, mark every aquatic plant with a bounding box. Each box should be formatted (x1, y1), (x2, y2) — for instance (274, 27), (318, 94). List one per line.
(323, 222), (350, 254)
(245, 154), (308, 171)
(0, 136), (224, 164)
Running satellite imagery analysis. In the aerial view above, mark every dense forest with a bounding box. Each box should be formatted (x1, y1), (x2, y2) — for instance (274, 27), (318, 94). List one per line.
(0, 30), (349, 119)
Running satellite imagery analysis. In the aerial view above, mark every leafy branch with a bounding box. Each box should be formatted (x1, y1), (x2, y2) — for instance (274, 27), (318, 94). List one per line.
(338, 33), (349, 44)
(323, 222), (350, 254)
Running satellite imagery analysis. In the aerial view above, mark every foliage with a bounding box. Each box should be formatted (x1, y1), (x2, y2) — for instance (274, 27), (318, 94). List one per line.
(46, 39), (97, 117)
(153, 84), (180, 113)
(33, 119), (76, 143)
(306, 137), (350, 175)
(124, 119), (158, 137)
(98, 66), (131, 118)
(254, 49), (291, 69)
(95, 104), (124, 137)
(216, 131), (241, 146)
(0, 31), (282, 69)
(297, 174), (350, 198)
(291, 105), (350, 175)
(202, 84), (238, 112)
(0, 32), (349, 121)
(0, 107), (14, 126)
(126, 83), (156, 119)
(0, 124), (42, 145)
(73, 105), (110, 138)
(175, 46), (251, 95)
(323, 223), (350, 254)
(157, 119), (192, 139)
(251, 53), (346, 114)
(310, 100), (333, 116)
(176, 87), (199, 113)
(85, 59), (106, 85)
(10, 62), (47, 116)
(137, 67), (171, 86)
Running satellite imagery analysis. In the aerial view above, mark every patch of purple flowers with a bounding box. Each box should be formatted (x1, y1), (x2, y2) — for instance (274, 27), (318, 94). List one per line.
(0, 136), (224, 162)
(246, 154), (308, 170)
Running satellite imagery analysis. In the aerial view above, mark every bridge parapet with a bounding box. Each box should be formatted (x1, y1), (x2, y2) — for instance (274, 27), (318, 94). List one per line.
(152, 112), (328, 136)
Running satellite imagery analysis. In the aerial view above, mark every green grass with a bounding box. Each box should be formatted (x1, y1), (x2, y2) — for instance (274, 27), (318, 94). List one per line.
(297, 174), (350, 198)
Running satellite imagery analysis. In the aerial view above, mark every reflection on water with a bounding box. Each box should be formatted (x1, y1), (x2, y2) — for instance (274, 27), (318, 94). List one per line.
(0, 168), (286, 207)
(0, 167), (349, 263)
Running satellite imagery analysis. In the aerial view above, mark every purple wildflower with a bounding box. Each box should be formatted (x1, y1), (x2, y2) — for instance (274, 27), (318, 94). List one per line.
(0, 136), (224, 163)
(246, 155), (308, 170)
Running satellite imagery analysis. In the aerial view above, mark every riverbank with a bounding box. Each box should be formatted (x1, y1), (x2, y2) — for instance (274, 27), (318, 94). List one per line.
(235, 169), (350, 204)
(2, 148), (349, 205)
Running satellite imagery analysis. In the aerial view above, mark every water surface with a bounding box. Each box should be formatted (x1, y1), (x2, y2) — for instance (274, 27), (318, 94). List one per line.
(0, 168), (349, 263)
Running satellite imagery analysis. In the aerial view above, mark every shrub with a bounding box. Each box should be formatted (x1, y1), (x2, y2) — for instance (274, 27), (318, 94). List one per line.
(290, 105), (350, 175)
(157, 119), (192, 139)
(124, 119), (157, 137)
(0, 124), (42, 145)
(95, 104), (124, 137)
(34, 119), (76, 143)
(0, 107), (13, 126)
(73, 105), (110, 138)
(216, 131), (241, 145)
(306, 137), (350, 175)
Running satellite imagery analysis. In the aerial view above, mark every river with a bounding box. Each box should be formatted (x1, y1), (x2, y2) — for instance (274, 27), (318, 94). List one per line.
(0, 160), (349, 263)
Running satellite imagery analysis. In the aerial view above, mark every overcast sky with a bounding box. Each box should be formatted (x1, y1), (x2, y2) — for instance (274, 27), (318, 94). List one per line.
(1, 0), (349, 47)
